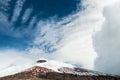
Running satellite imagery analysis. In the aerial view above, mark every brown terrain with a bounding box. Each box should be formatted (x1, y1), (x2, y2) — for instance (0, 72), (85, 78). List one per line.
(0, 66), (120, 80)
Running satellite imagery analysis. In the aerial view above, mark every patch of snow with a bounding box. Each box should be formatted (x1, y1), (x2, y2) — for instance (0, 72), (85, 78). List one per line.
(35, 58), (74, 72)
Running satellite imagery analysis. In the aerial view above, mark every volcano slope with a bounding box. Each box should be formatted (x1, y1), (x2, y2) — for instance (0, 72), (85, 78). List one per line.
(0, 66), (120, 80)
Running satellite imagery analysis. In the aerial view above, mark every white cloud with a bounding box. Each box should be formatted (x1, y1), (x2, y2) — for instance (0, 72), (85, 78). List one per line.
(31, 1), (120, 74)
(93, 1), (120, 75)
(0, 49), (34, 70)
(30, 0), (105, 70)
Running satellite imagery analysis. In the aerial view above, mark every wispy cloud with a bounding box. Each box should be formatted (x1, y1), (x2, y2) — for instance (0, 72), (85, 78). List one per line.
(29, 3), (99, 69)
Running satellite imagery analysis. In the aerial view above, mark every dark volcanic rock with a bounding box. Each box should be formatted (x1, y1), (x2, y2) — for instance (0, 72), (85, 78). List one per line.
(24, 66), (54, 76)
(0, 66), (120, 80)
(1, 72), (120, 80)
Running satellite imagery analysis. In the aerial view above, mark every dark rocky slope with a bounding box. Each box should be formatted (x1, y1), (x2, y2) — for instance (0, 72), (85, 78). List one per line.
(0, 66), (120, 80)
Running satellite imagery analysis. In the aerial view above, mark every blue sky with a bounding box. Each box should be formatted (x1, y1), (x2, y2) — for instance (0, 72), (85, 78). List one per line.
(0, 0), (81, 51)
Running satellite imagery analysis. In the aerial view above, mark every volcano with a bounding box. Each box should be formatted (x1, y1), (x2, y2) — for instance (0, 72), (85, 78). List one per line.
(0, 59), (120, 80)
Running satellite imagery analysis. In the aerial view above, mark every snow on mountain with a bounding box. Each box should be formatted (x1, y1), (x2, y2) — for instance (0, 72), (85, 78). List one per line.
(58, 67), (109, 76)
(0, 62), (33, 77)
(0, 58), (111, 78)
(35, 58), (74, 72)
(0, 58), (74, 77)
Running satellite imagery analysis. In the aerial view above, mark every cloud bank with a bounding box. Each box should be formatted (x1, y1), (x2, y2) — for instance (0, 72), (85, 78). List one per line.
(93, 0), (120, 75)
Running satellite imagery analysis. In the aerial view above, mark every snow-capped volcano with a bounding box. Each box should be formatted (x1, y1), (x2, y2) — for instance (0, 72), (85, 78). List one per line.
(0, 58), (117, 78)
(0, 59), (120, 80)
(0, 58), (74, 77)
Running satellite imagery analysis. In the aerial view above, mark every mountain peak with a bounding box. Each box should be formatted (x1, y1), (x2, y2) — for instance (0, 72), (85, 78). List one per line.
(0, 58), (120, 80)
(0, 65), (120, 80)
(24, 66), (54, 76)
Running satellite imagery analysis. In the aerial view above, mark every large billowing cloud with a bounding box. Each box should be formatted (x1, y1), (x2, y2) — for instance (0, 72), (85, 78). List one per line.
(93, 0), (120, 75)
